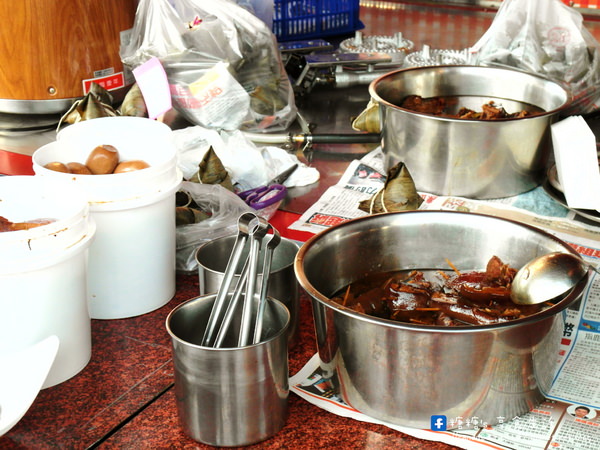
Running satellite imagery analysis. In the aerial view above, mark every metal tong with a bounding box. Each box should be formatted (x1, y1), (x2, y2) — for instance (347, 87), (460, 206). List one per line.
(201, 212), (281, 348)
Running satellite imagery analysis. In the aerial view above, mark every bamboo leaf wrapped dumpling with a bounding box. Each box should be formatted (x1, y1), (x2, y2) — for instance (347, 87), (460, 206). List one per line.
(359, 162), (423, 214)
(189, 146), (233, 191)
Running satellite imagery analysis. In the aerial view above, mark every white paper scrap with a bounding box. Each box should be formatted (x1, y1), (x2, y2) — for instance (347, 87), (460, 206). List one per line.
(132, 57), (172, 120)
(551, 115), (600, 211)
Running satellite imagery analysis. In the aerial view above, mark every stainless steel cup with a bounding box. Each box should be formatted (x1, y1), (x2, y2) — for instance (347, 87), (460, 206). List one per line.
(195, 235), (300, 345)
(166, 294), (290, 447)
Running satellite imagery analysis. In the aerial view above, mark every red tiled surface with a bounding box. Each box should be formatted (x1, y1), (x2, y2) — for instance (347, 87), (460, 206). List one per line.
(0, 273), (196, 449)
(1, 271), (462, 449)
(0, 150), (34, 175)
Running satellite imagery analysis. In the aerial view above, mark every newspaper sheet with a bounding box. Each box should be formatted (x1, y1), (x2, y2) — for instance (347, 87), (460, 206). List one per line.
(288, 148), (600, 450)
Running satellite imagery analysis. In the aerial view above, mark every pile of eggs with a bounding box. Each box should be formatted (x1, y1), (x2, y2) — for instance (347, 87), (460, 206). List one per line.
(44, 145), (149, 175)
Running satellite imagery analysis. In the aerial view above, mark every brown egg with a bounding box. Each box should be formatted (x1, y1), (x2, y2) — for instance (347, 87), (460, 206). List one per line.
(66, 162), (92, 175)
(113, 160), (150, 174)
(44, 161), (70, 173)
(85, 145), (120, 174)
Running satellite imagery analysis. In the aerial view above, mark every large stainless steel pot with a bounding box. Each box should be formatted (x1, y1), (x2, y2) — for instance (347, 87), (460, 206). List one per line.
(369, 66), (571, 199)
(294, 211), (588, 429)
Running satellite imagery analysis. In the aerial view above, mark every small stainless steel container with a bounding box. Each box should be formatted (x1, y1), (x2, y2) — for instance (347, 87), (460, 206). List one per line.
(369, 65), (570, 198)
(166, 294), (290, 446)
(195, 235), (300, 345)
(294, 211), (588, 429)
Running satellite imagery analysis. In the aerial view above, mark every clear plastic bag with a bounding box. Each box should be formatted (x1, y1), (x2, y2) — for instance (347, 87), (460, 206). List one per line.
(471, 0), (600, 113)
(120, 0), (297, 131)
(175, 182), (253, 273)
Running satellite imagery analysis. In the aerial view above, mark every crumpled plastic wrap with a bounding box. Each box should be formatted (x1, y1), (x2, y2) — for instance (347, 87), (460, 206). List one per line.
(120, 0), (297, 131)
(173, 125), (319, 192)
(471, 0), (600, 114)
(175, 182), (253, 273)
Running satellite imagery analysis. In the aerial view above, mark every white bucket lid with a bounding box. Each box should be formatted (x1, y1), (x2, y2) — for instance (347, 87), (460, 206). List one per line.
(32, 117), (181, 207)
(0, 176), (95, 272)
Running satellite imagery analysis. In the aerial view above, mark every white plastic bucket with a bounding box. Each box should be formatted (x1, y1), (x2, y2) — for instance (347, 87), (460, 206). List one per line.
(0, 176), (96, 388)
(32, 117), (182, 319)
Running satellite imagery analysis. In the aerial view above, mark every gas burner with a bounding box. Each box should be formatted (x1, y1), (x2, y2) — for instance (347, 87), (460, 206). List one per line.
(339, 31), (415, 64)
(404, 45), (471, 67)
(280, 36), (403, 95)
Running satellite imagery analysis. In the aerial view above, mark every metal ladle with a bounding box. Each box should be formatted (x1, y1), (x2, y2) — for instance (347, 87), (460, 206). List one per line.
(510, 252), (598, 305)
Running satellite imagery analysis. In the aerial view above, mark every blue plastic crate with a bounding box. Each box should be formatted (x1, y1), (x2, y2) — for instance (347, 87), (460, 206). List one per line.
(273, 0), (362, 41)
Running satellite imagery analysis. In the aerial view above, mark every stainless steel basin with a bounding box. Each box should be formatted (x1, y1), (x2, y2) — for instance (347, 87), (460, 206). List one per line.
(370, 65), (571, 198)
(294, 211), (587, 429)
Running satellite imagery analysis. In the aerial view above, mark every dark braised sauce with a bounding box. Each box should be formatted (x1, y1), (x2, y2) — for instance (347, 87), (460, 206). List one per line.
(400, 95), (544, 120)
(0, 215), (54, 232)
(331, 256), (545, 326)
